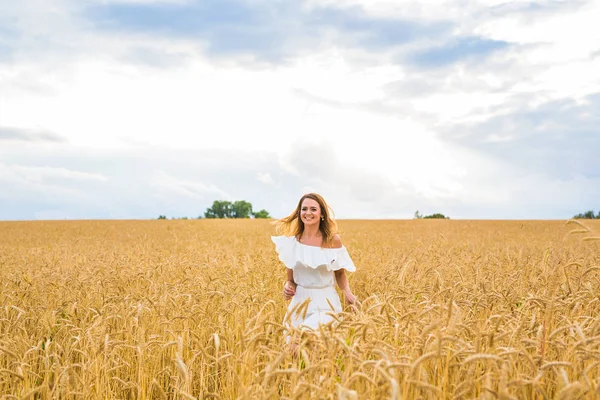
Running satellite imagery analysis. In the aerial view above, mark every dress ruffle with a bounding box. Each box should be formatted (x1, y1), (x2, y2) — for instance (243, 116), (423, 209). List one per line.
(271, 235), (356, 272)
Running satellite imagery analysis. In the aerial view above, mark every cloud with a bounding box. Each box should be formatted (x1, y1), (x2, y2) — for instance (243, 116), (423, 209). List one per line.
(120, 46), (191, 68)
(99, 0), (191, 4)
(0, 144), (281, 220)
(0, 43), (13, 61)
(0, 126), (66, 142)
(1, 136), (598, 220)
(488, 0), (588, 18)
(0, 164), (107, 184)
(437, 92), (600, 180)
(151, 171), (232, 200)
(308, 0), (589, 24)
(406, 36), (510, 68)
(0, 162), (110, 219)
(277, 141), (465, 218)
(85, 0), (450, 62)
(0, 19), (19, 61)
(0, 163), (108, 206)
(257, 172), (275, 185)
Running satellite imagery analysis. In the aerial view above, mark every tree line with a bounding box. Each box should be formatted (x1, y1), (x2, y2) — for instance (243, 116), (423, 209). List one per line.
(158, 206), (600, 221)
(414, 210), (450, 219)
(204, 200), (270, 219)
(573, 210), (600, 219)
(157, 200), (271, 220)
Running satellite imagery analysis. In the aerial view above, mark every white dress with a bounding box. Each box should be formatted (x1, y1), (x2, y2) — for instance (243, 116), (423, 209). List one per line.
(271, 235), (357, 334)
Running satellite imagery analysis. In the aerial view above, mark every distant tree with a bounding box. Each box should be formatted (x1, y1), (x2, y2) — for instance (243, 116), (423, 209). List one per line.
(215, 201), (233, 218)
(573, 210), (597, 219)
(232, 200), (253, 218)
(414, 210), (423, 219)
(423, 213), (450, 219)
(204, 200), (270, 219)
(252, 209), (271, 219)
(204, 209), (217, 219)
(157, 215), (167, 220)
(205, 200), (233, 218)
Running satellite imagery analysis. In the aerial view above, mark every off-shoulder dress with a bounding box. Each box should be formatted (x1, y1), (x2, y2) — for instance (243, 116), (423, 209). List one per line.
(271, 235), (356, 333)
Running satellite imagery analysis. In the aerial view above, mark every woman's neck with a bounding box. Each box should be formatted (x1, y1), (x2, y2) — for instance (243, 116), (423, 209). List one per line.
(302, 225), (321, 239)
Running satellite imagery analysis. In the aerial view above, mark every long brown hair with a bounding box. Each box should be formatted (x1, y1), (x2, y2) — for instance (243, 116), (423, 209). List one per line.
(273, 193), (339, 248)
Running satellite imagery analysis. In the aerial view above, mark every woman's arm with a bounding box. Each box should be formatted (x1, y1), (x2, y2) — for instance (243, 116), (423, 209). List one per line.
(283, 269), (296, 300)
(331, 234), (357, 306)
(335, 269), (356, 305)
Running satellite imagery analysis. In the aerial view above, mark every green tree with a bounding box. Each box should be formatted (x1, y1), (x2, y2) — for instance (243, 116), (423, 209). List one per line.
(423, 213), (450, 219)
(573, 210), (597, 219)
(414, 210), (423, 219)
(204, 209), (217, 219)
(232, 200), (253, 218)
(205, 200), (233, 218)
(157, 215), (167, 220)
(204, 200), (271, 219)
(584, 210), (595, 219)
(252, 209), (271, 219)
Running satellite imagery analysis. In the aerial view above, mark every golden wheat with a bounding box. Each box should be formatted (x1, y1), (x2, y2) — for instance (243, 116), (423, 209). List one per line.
(1, 219), (599, 399)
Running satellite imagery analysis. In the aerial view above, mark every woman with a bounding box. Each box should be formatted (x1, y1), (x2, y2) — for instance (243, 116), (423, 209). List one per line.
(271, 193), (357, 339)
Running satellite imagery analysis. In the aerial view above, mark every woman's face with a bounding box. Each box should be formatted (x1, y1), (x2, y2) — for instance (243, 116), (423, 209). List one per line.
(300, 198), (321, 228)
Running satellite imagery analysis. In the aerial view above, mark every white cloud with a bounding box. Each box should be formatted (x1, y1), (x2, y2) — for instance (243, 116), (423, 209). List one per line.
(96, 0), (189, 4)
(485, 133), (513, 143)
(305, 0), (475, 21)
(151, 171), (231, 201)
(257, 172), (275, 185)
(0, 163), (108, 185)
(0, 163), (109, 218)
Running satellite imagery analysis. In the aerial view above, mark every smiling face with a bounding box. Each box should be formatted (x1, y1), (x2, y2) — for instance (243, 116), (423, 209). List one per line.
(300, 198), (322, 228)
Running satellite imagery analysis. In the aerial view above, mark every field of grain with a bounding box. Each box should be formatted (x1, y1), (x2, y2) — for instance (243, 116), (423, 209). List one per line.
(1, 219), (600, 399)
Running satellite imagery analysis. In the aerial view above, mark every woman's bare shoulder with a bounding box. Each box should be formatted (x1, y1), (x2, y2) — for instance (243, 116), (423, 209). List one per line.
(330, 234), (343, 249)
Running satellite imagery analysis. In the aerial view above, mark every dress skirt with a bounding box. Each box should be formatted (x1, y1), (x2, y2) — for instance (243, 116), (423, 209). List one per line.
(284, 284), (343, 333)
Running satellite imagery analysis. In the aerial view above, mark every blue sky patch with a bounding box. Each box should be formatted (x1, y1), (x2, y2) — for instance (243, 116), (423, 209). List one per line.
(304, 6), (450, 49)
(86, 1), (452, 62)
(0, 43), (14, 61)
(0, 24), (18, 61)
(407, 36), (510, 67)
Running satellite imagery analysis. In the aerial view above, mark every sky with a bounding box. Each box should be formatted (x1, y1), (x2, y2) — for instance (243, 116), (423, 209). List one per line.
(1, 0), (599, 220)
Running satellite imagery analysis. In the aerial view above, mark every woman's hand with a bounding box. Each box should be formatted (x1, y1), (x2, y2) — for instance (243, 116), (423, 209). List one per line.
(283, 280), (296, 300)
(344, 289), (358, 310)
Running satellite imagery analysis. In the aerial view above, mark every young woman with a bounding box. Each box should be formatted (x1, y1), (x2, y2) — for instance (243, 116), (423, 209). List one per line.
(271, 193), (357, 339)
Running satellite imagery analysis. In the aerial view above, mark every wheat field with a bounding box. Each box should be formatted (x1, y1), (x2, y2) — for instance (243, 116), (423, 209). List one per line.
(1, 219), (600, 399)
